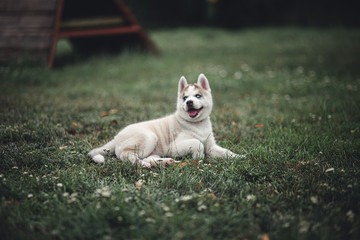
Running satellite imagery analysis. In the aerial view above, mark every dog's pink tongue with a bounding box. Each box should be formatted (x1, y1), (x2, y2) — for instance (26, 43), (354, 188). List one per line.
(188, 109), (199, 117)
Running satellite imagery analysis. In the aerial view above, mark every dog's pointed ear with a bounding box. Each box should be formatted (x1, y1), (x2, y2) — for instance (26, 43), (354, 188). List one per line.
(178, 76), (188, 94)
(197, 73), (211, 92)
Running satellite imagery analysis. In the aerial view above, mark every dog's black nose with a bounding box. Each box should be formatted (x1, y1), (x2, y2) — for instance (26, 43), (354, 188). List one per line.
(186, 100), (193, 106)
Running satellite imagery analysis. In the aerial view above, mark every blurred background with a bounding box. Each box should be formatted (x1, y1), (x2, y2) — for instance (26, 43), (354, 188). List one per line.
(126, 0), (359, 28)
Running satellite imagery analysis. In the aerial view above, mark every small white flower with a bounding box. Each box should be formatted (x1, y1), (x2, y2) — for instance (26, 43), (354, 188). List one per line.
(162, 205), (170, 212)
(176, 195), (193, 202)
(246, 194), (256, 201)
(96, 186), (111, 197)
(346, 210), (355, 222)
(138, 210), (146, 216)
(283, 222), (290, 228)
(0, 174), (3, 178)
(241, 64), (250, 72)
(27, 194), (34, 198)
(219, 70), (227, 78)
(70, 193), (78, 198)
(12, 166), (18, 169)
(299, 220), (310, 233)
(310, 196), (318, 204)
(198, 205), (207, 211)
(23, 172), (28, 175)
(145, 217), (155, 223)
(234, 71), (242, 79)
(124, 197), (132, 202)
(63, 192), (69, 197)
(164, 212), (173, 218)
(57, 183), (63, 187)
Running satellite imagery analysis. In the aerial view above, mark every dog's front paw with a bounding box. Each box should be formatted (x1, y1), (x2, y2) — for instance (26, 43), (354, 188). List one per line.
(92, 154), (105, 163)
(139, 160), (152, 169)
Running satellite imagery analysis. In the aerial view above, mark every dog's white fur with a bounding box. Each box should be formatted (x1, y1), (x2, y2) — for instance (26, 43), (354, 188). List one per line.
(88, 74), (243, 167)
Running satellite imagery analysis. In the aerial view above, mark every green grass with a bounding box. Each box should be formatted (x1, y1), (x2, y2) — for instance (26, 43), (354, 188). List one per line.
(1, 27), (360, 240)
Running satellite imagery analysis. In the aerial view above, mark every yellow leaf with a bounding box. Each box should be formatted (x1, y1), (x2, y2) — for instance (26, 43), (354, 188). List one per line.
(207, 193), (216, 199)
(196, 181), (203, 190)
(72, 122), (78, 127)
(100, 112), (109, 117)
(179, 162), (188, 168)
(135, 179), (144, 190)
(254, 124), (264, 128)
(59, 146), (68, 150)
(110, 109), (118, 114)
(261, 233), (270, 240)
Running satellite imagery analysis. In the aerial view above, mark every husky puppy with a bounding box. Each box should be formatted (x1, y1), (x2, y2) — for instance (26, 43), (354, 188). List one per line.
(88, 74), (242, 167)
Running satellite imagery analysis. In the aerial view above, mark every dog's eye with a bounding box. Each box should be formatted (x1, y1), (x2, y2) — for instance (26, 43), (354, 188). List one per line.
(195, 94), (202, 98)
(183, 96), (188, 101)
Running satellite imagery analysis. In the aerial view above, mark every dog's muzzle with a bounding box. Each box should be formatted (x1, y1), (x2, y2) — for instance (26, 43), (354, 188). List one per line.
(186, 100), (203, 118)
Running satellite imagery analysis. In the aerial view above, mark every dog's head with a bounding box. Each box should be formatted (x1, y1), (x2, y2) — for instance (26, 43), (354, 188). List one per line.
(176, 73), (213, 122)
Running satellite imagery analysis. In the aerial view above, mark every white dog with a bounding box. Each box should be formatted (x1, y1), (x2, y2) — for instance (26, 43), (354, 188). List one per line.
(89, 74), (243, 167)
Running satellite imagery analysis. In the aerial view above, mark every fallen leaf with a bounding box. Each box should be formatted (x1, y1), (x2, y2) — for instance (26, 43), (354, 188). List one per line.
(207, 193), (216, 199)
(72, 122), (78, 127)
(262, 233), (270, 240)
(191, 161), (200, 167)
(195, 181), (203, 190)
(179, 162), (188, 168)
(110, 109), (118, 114)
(325, 168), (335, 173)
(112, 120), (118, 125)
(135, 179), (144, 190)
(254, 124), (265, 128)
(100, 112), (109, 117)
(59, 146), (68, 150)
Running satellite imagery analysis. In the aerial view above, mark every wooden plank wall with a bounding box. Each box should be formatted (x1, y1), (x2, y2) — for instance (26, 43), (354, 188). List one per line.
(0, 0), (57, 64)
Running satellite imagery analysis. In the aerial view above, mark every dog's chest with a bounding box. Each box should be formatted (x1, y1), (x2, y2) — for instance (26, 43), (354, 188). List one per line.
(181, 120), (213, 143)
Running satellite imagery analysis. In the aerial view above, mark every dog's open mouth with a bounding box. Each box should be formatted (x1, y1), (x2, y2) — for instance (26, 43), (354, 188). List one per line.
(188, 107), (203, 118)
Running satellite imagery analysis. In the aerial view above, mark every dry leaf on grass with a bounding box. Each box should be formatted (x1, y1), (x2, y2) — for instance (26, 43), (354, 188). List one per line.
(207, 193), (216, 199)
(261, 233), (270, 240)
(135, 179), (144, 190)
(178, 162), (188, 168)
(100, 112), (109, 117)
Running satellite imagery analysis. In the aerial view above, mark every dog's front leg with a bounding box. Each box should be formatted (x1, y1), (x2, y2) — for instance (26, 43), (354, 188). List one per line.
(206, 138), (245, 159)
(171, 137), (205, 159)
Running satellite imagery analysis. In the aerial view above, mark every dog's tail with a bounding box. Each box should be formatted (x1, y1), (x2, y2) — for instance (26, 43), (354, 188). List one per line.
(88, 139), (115, 163)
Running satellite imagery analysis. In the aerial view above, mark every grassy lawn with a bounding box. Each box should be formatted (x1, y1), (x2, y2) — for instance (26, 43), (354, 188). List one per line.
(1, 27), (360, 239)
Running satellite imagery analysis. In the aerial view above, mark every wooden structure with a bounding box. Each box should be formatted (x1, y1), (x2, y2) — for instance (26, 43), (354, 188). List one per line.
(0, 0), (158, 68)
(0, 0), (57, 64)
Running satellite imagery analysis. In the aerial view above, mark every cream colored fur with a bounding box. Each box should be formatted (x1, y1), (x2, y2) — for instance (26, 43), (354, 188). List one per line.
(88, 74), (244, 167)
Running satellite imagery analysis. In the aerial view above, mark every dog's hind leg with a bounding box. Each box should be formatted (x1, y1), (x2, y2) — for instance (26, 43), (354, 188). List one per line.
(88, 139), (115, 163)
(115, 131), (158, 168)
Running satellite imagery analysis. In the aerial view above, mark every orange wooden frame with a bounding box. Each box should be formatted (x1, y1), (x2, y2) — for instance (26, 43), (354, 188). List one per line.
(48, 0), (158, 68)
